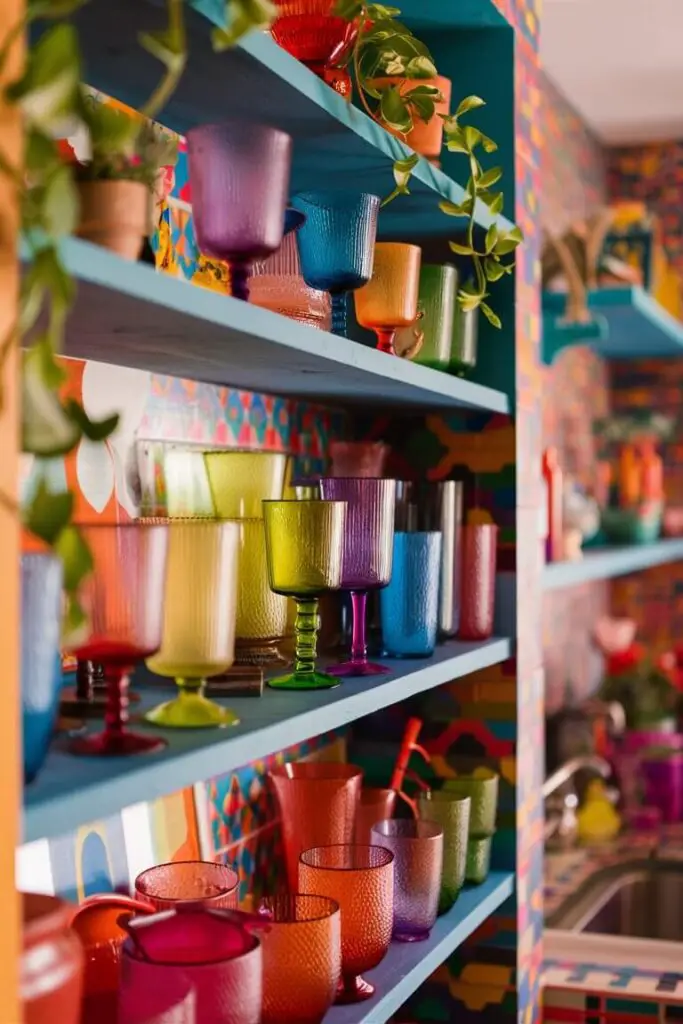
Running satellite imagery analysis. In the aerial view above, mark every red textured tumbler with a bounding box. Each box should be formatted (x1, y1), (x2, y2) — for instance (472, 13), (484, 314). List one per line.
(457, 524), (498, 641)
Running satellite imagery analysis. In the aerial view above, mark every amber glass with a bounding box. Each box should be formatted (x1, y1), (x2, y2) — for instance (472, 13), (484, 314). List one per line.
(355, 787), (396, 844)
(270, 762), (363, 891)
(299, 845), (394, 1004)
(370, 819), (443, 941)
(67, 523), (168, 757)
(145, 521), (240, 728)
(263, 499), (346, 689)
(134, 861), (239, 912)
(354, 242), (421, 355)
(417, 790), (471, 914)
(258, 895), (341, 1024)
(204, 450), (288, 519)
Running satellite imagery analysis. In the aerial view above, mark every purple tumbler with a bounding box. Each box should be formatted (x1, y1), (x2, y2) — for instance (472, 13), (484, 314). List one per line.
(370, 819), (443, 942)
(187, 121), (292, 301)
(641, 749), (683, 822)
(319, 478), (396, 676)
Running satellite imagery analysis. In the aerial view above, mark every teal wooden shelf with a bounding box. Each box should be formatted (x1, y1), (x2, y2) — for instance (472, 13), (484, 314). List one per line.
(67, 1), (515, 240)
(325, 872), (515, 1024)
(23, 638), (512, 843)
(543, 538), (683, 590)
(41, 237), (509, 413)
(542, 287), (683, 363)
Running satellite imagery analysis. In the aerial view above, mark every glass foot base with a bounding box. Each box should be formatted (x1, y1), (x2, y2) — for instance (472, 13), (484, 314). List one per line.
(335, 975), (375, 1004)
(393, 928), (430, 942)
(268, 670), (340, 691)
(145, 693), (240, 729)
(327, 659), (390, 678)
(69, 730), (166, 757)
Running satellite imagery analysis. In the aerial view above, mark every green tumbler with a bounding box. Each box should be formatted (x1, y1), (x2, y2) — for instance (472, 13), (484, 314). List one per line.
(409, 264), (458, 371)
(417, 790), (470, 913)
(444, 768), (499, 835)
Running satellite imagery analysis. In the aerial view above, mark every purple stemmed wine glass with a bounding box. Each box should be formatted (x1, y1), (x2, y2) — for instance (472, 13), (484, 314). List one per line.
(187, 121), (293, 302)
(319, 477), (395, 676)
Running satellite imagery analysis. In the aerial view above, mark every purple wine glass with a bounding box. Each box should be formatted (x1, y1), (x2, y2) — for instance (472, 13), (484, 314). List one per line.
(187, 121), (293, 302)
(319, 477), (395, 676)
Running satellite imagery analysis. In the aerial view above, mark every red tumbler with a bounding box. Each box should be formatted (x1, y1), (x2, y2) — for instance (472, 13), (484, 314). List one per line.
(457, 524), (498, 641)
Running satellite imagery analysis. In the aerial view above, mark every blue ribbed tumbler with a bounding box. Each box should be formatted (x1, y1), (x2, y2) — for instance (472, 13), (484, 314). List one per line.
(21, 553), (64, 782)
(292, 191), (380, 337)
(380, 532), (442, 658)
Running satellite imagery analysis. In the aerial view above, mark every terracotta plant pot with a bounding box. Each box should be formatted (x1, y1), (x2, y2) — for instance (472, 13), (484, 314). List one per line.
(22, 894), (84, 1024)
(77, 179), (151, 261)
(369, 75), (451, 160)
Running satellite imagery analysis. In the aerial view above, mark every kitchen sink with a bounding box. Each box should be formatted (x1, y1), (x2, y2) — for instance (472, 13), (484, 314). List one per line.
(546, 858), (683, 941)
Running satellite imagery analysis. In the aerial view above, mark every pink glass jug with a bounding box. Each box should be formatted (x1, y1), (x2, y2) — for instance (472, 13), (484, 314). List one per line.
(120, 909), (262, 1024)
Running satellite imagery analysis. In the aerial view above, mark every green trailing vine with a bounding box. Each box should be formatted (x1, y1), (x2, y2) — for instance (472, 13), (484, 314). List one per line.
(1, 0), (271, 634)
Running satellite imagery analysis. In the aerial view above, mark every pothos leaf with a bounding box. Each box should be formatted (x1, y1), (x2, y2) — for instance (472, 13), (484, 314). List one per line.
(53, 523), (93, 592)
(478, 165), (503, 189)
(23, 478), (74, 546)
(392, 151), (419, 190)
(480, 301), (502, 329)
(6, 23), (81, 135)
(458, 289), (484, 313)
(334, 0), (363, 18)
(403, 54), (437, 79)
(212, 0), (276, 49)
(485, 223), (498, 253)
(449, 241), (474, 256)
(64, 398), (120, 442)
(379, 85), (412, 133)
(22, 348), (79, 456)
(42, 162), (79, 238)
(439, 198), (472, 217)
(455, 94), (485, 118)
(484, 256), (506, 282)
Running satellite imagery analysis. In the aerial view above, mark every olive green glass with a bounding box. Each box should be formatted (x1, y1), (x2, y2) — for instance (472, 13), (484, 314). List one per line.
(466, 832), (494, 885)
(443, 768), (499, 835)
(417, 790), (470, 914)
(263, 499), (346, 690)
(410, 264), (457, 371)
(449, 305), (479, 376)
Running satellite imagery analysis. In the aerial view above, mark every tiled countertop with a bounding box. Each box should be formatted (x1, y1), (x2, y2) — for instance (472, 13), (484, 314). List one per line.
(544, 824), (683, 1003)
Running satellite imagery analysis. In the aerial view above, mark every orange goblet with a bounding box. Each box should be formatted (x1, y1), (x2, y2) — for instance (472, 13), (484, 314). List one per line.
(354, 242), (421, 355)
(134, 861), (239, 911)
(299, 845), (394, 1004)
(258, 894), (341, 1024)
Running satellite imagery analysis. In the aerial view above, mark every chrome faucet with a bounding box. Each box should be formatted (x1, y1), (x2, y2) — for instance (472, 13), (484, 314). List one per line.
(544, 755), (612, 849)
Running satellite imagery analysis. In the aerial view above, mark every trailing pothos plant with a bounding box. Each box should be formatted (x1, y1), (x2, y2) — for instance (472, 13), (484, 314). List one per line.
(1, 0), (274, 635)
(333, 2), (522, 326)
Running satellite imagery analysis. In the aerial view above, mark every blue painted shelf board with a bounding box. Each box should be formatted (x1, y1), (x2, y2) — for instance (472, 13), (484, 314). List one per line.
(543, 539), (683, 591)
(68, 1), (514, 240)
(43, 237), (509, 414)
(325, 872), (515, 1024)
(543, 287), (683, 361)
(23, 638), (512, 843)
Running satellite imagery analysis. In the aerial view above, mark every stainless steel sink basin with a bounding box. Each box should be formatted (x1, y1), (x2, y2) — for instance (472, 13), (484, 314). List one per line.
(546, 859), (683, 941)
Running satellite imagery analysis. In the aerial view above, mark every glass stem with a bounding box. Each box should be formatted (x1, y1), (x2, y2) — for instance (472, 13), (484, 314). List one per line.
(176, 678), (203, 697)
(376, 329), (396, 355)
(350, 590), (368, 665)
(230, 263), (250, 302)
(104, 667), (130, 738)
(294, 597), (319, 676)
(330, 292), (349, 337)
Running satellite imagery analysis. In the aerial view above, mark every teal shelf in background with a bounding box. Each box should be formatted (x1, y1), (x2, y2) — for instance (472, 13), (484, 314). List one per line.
(543, 538), (683, 590)
(325, 872), (515, 1024)
(38, 237), (509, 413)
(66, 1), (514, 241)
(542, 287), (683, 363)
(23, 638), (512, 843)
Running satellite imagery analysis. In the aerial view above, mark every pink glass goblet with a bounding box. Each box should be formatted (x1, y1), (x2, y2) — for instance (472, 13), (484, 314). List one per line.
(187, 121), (293, 302)
(319, 478), (396, 676)
(68, 523), (169, 757)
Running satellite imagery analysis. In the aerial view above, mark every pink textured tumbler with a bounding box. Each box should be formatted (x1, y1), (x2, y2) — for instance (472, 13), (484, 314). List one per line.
(457, 523), (498, 641)
(118, 974), (195, 1023)
(120, 909), (261, 1024)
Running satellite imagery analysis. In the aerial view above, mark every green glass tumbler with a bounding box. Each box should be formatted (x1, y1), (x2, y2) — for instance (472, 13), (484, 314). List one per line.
(411, 264), (457, 371)
(417, 790), (470, 913)
(263, 499), (346, 690)
(449, 305), (479, 376)
(443, 768), (499, 835)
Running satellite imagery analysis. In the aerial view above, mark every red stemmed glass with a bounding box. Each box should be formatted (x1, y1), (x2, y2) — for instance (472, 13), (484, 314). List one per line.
(67, 522), (169, 757)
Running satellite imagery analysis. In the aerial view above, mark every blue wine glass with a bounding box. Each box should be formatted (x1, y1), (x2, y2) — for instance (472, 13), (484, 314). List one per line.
(292, 191), (380, 336)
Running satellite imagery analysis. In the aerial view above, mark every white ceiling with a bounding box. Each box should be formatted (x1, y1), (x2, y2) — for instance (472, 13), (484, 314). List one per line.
(541, 0), (683, 144)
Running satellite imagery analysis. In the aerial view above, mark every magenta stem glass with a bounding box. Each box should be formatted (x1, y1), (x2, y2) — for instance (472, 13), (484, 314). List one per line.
(187, 121), (293, 302)
(319, 478), (396, 677)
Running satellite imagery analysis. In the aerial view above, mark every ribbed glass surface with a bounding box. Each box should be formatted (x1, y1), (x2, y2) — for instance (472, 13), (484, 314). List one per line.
(354, 243), (421, 334)
(319, 478), (395, 589)
(292, 191), (380, 293)
(204, 451), (288, 519)
(380, 531), (442, 657)
(262, 500), (346, 596)
(235, 518), (287, 642)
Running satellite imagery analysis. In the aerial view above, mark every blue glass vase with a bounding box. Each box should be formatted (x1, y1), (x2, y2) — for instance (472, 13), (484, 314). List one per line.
(22, 553), (63, 783)
(291, 191), (380, 337)
(381, 532), (442, 658)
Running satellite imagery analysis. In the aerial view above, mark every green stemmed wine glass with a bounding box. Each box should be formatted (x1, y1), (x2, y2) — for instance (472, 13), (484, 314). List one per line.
(262, 499), (346, 690)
